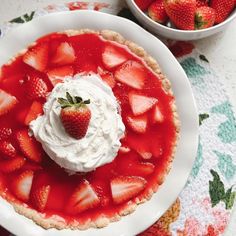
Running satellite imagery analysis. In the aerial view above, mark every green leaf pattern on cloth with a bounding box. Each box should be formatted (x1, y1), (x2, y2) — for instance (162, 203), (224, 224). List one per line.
(214, 150), (236, 181)
(10, 12), (35, 24)
(224, 187), (236, 210)
(209, 170), (226, 207)
(180, 57), (209, 85)
(211, 101), (236, 143)
(199, 54), (209, 63)
(209, 170), (235, 209)
(191, 139), (203, 178)
(199, 113), (209, 125)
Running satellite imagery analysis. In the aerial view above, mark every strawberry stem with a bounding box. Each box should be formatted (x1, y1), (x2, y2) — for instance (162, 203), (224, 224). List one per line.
(195, 14), (207, 29)
(58, 92), (90, 109)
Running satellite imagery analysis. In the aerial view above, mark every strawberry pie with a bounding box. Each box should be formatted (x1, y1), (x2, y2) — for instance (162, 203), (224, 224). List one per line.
(0, 29), (179, 230)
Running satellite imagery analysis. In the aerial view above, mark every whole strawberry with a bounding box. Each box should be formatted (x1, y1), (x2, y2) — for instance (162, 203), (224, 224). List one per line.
(195, 6), (216, 29)
(58, 92), (91, 139)
(148, 0), (168, 24)
(164, 0), (196, 30)
(134, 0), (154, 11)
(210, 0), (235, 24)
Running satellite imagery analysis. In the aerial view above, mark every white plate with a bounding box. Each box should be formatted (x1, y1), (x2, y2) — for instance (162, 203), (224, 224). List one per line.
(0, 10), (198, 236)
(126, 0), (236, 40)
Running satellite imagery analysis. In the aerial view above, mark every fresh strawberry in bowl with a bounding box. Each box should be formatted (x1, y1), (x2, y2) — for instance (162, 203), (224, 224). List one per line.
(195, 6), (216, 30)
(126, 0), (236, 40)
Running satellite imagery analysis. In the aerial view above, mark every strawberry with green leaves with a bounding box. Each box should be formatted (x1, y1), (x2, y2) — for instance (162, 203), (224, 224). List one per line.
(195, 6), (216, 29)
(164, 0), (196, 30)
(58, 92), (91, 139)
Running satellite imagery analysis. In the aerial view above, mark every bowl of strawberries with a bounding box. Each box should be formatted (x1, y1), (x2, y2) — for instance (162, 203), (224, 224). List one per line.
(126, 0), (236, 40)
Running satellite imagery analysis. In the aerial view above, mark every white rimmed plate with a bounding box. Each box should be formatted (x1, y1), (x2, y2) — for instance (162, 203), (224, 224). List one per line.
(0, 10), (198, 236)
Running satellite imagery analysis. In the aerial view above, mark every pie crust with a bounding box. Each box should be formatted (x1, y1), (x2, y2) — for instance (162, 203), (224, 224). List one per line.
(0, 29), (180, 230)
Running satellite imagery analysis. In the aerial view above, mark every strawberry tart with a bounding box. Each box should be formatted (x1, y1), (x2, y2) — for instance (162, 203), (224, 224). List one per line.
(0, 29), (179, 230)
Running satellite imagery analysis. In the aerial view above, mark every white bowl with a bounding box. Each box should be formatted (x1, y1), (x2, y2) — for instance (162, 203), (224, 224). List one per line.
(126, 0), (236, 41)
(0, 10), (198, 236)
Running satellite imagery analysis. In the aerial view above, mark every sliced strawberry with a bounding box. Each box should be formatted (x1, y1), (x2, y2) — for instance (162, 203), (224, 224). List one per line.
(119, 145), (131, 154)
(134, 162), (155, 175)
(101, 72), (116, 88)
(129, 92), (158, 116)
(0, 89), (18, 116)
(115, 60), (146, 89)
(24, 101), (43, 125)
(0, 155), (25, 173)
(16, 129), (43, 163)
(47, 66), (74, 86)
(16, 107), (30, 124)
(127, 114), (148, 133)
(31, 185), (50, 211)
(137, 150), (152, 159)
(121, 162), (155, 176)
(102, 45), (128, 69)
(0, 141), (17, 158)
(25, 74), (48, 100)
(51, 42), (76, 65)
(152, 104), (164, 123)
(0, 127), (12, 140)
(127, 133), (162, 159)
(23, 43), (48, 72)
(11, 170), (34, 201)
(66, 180), (100, 215)
(111, 176), (146, 204)
(97, 67), (116, 88)
(22, 161), (42, 171)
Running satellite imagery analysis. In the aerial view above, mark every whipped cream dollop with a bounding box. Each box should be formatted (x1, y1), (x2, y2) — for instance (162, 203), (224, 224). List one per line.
(30, 74), (125, 173)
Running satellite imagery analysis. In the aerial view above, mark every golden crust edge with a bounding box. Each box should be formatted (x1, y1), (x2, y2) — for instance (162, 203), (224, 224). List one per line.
(3, 28), (180, 230)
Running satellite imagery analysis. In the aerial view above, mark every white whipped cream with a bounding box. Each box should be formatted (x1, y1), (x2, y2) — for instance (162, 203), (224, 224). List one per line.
(30, 74), (125, 173)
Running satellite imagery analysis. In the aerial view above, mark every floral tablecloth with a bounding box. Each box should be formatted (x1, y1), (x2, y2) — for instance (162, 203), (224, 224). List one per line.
(0, 1), (235, 235)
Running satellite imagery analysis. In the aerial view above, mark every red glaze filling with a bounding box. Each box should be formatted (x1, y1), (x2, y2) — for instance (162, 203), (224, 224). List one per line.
(0, 32), (177, 224)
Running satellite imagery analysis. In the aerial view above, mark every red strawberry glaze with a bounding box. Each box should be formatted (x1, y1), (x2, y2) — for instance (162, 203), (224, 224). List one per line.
(0, 32), (177, 225)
